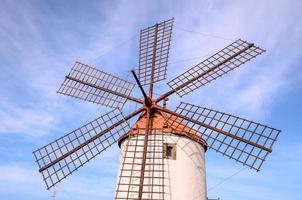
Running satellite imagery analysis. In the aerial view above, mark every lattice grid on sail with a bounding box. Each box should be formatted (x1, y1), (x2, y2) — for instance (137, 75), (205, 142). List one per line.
(58, 61), (135, 109)
(115, 130), (165, 200)
(167, 102), (281, 171)
(33, 109), (130, 189)
(138, 18), (174, 86)
(167, 39), (265, 97)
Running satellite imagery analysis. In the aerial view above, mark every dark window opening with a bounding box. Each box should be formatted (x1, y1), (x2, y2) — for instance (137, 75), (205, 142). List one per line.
(164, 143), (176, 160)
(166, 146), (173, 157)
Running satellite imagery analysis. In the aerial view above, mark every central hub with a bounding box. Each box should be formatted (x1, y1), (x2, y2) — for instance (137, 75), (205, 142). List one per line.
(144, 97), (153, 108)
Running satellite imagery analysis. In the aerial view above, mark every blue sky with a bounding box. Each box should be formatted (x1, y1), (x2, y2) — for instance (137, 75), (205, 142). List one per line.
(0, 0), (301, 199)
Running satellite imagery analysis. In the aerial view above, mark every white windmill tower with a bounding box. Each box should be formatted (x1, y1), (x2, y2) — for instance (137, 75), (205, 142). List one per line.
(33, 18), (281, 200)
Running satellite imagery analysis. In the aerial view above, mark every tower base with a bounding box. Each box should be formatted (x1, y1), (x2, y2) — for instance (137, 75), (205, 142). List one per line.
(115, 131), (207, 200)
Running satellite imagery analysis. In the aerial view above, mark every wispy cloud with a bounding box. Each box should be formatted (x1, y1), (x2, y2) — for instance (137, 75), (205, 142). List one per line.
(0, 163), (37, 183)
(0, 146), (120, 200)
(165, 0), (301, 122)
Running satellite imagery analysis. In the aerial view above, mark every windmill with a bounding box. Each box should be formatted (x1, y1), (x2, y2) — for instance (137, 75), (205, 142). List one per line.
(33, 18), (281, 200)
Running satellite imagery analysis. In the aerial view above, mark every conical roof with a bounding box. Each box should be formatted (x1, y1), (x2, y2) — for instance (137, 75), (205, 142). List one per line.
(118, 110), (207, 150)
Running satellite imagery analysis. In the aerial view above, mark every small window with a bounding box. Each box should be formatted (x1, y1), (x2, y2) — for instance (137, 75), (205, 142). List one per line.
(164, 143), (176, 160)
(166, 146), (173, 157)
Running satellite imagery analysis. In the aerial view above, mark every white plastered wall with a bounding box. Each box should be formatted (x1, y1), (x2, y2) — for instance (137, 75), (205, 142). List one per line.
(115, 133), (207, 200)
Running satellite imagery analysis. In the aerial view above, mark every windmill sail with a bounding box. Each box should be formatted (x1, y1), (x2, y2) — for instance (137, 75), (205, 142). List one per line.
(165, 102), (281, 171)
(138, 18), (174, 86)
(33, 109), (135, 189)
(57, 61), (136, 109)
(167, 39), (265, 97)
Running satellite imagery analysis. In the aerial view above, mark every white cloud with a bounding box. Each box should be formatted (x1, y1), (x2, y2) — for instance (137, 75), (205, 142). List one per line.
(0, 148), (120, 200)
(0, 164), (37, 183)
(0, 163), (48, 199)
(165, 0), (301, 122)
(0, 99), (58, 136)
(0, 0), (159, 137)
